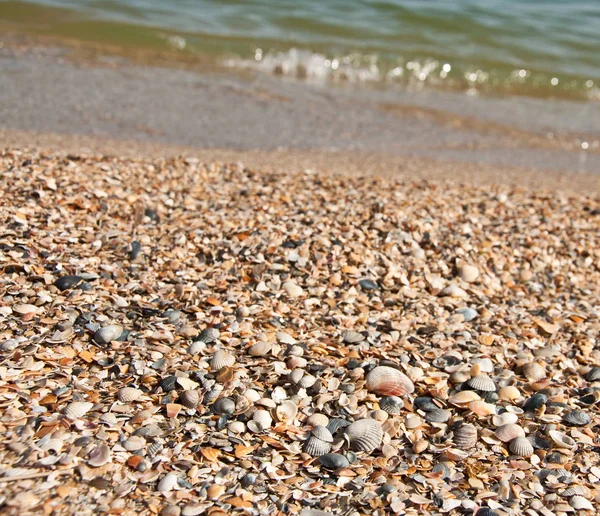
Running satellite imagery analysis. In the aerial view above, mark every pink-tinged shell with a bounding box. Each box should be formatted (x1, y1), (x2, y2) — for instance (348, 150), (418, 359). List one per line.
(453, 424), (478, 450)
(117, 387), (142, 403)
(366, 366), (414, 397)
(64, 401), (94, 419)
(495, 424), (525, 442)
(509, 436), (534, 457)
(344, 418), (383, 453)
(88, 443), (110, 467)
(210, 349), (235, 371)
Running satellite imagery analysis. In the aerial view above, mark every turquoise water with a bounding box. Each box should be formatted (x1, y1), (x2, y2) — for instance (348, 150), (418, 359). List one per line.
(2, 0), (600, 98)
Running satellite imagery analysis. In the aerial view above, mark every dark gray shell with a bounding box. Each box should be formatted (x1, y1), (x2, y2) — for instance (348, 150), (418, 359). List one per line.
(586, 367), (600, 382)
(380, 396), (404, 415)
(318, 453), (350, 470)
(196, 327), (221, 344)
(522, 393), (547, 411)
(425, 408), (451, 423)
(563, 410), (591, 426)
(212, 397), (235, 415)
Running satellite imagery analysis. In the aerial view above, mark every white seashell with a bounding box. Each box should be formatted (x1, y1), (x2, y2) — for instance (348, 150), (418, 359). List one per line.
(509, 436), (534, 457)
(467, 374), (496, 392)
(287, 356), (308, 369)
(93, 324), (123, 345)
(64, 401), (94, 419)
(366, 366), (414, 397)
(453, 424), (477, 450)
(158, 473), (179, 493)
(179, 390), (200, 409)
(311, 426), (333, 443)
(306, 413), (329, 427)
(342, 330), (365, 343)
(570, 496), (594, 510)
(282, 281), (303, 298)
(182, 503), (204, 516)
(548, 430), (576, 449)
(458, 264), (479, 283)
(243, 389), (261, 403)
(187, 340), (206, 355)
(344, 418), (383, 453)
(495, 424), (525, 442)
(442, 283), (467, 298)
(303, 435), (331, 456)
(251, 409), (273, 431)
(371, 409), (388, 423)
(228, 421), (246, 434)
(211, 349), (235, 371)
(289, 369), (317, 388)
(276, 331), (297, 344)
(99, 413), (119, 426)
(523, 362), (546, 382)
(13, 303), (40, 314)
(88, 443), (110, 467)
(248, 341), (272, 357)
(491, 412), (519, 427)
(275, 400), (298, 423)
(123, 436), (145, 452)
(117, 387), (142, 403)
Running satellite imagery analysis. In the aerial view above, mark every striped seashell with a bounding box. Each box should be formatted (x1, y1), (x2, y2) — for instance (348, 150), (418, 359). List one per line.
(275, 400), (298, 423)
(212, 397), (235, 415)
(495, 424), (525, 442)
(65, 401), (94, 419)
(467, 374), (496, 392)
(327, 418), (350, 435)
(563, 410), (591, 426)
(203, 386), (223, 405)
(366, 366), (414, 397)
(342, 330), (365, 343)
(560, 485), (589, 498)
(228, 421), (246, 434)
(276, 331), (297, 344)
(157, 473), (178, 493)
(303, 435), (331, 457)
(311, 425), (334, 442)
(509, 436), (534, 457)
(179, 389), (200, 409)
(99, 413), (119, 426)
(425, 408), (451, 423)
(196, 327), (221, 344)
(306, 413), (330, 427)
(123, 436), (145, 452)
(448, 390), (481, 405)
(453, 423), (477, 450)
(210, 349), (235, 371)
(570, 496), (594, 511)
(548, 430), (576, 449)
(251, 409), (273, 430)
(147, 441), (163, 458)
(248, 341), (272, 357)
(545, 452), (568, 464)
(523, 362), (546, 382)
(379, 396), (404, 415)
(344, 418), (383, 453)
(117, 387), (142, 403)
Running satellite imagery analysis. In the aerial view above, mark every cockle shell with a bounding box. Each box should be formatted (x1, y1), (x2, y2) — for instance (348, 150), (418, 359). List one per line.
(303, 435), (331, 457)
(425, 408), (451, 423)
(379, 396), (404, 415)
(196, 327), (220, 344)
(453, 424), (477, 450)
(467, 375), (496, 392)
(342, 330), (365, 343)
(247, 409), (272, 432)
(182, 502), (205, 516)
(157, 473), (178, 493)
(523, 362), (546, 382)
(64, 401), (94, 419)
(180, 390), (200, 409)
(275, 400), (298, 423)
(211, 349), (235, 371)
(248, 341), (272, 357)
(212, 397), (235, 415)
(311, 426), (333, 442)
(122, 436), (145, 451)
(117, 387), (142, 403)
(307, 414), (330, 427)
(509, 436), (534, 457)
(563, 410), (591, 426)
(495, 424), (525, 442)
(366, 366), (414, 396)
(344, 418), (383, 453)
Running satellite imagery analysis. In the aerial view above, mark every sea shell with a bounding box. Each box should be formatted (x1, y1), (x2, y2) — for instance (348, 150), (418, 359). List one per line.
(448, 391), (481, 405)
(585, 367), (600, 382)
(509, 436), (534, 457)
(522, 393), (547, 411)
(117, 387), (142, 403)
(379, 396), (404, 415)
(88, 443), (110, 467)
(306, 414), (330, 427)
(498, 385), (521, 401)
(287, 356), (308, 369)
(560, 485), (589, 497)
(157, 473), (178, 493)
(250, 409), (273, 431)
(570, 496), (594, 510)
(282, 281), (303, 297)
(495, 424), (525, 442)
(248, 341), (272, 357)
(318, 453), (350, 470)
(453, 424), (477, 450)
(54, 275), (84, 290)
(210, 349), (235, 371)
(432, 462), (452, 479)
(491, 412), (519, 427)
(459, 264), (479, 283)
(468, 400), (497, 416)
(425, 408), (451, 423)
(366, 366), (414, 396)
(548, 430), (576, 449)
(414, 397), (438, 412)
(545, 452), (568, 464)
(371, 409), (389, 423)
(342, 330), (365, 343)
(563, 410), (591, 426)
(122, 436), (145, 452)
(276, 400), (298, 423)
(289, 369), (317, 388)
(212, 397), (235, 415)
(344, 418), (383, 453)
(196, 327), (221, 344)
(327, 418), (350, 435)
(311, 425), (334, 443)
(64, 401), (94, 419)
(180, 390), (200, 409)
(93, 324), (124, 345)
(523, 362), (546, 382)
(303, 435), (331, 457)
(467, 375), (496, 392)
(182, 502), (204, 516)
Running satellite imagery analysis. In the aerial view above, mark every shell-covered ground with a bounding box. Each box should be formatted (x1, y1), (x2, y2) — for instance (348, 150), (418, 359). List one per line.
(1, 148), (600, 516)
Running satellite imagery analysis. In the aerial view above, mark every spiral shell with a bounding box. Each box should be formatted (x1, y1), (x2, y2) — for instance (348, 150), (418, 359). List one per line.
(248, 341), (272, 357)
(495, 424), (525, 442)
(523, 362), (546, 382)
(379, 396), (404, 415)
(275, 400), (298, 423)
(366, 366), (414, 397)
(180, 389), (200, 409)
(303, 435), (331, 457)
(344, 418), (383, 453)
(212, 397), (235, 415)
(64, 401), (94, 419)
(509, 436), (534, 457)
(117, 387), (142, 403)
(467, 374), (496, 392)
(453, 423), (477, 450)
(211, 349), (235, 371)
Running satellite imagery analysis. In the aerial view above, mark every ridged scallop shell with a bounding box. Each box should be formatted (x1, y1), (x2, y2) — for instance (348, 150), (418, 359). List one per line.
(495, 424), (525, 442)
(327, 417), (350, 435)
(548, 430), (576, 449)
(123, 436), (145, 451)
(117, 387), (142, 403)
(212, 397), (235, 415)
(563, 410), (591, 426)
(344, 418), (383, 453)
(379, 396), (404, 415)
(196, 327), (221, 344)
(523, 362), (546, 382)
(251, 409), (273, 430)
(303, 435), (331, 456)
(366, 366), (414, 396)
(248, 341), (272, 357)
(509, 436), (534, 457)
(467, 374), (496, 392)
(180, 389), (200, 409)
(560, 485), (589, 497)
(306, 414), (329, 427)
(453, 424), (477, 450)
(211, 349), (235, 371)
(65, 401), (94, 419)
(311, 425), (333, 442)
(342, 330), (365, 343)
(275, 400), (298, 422)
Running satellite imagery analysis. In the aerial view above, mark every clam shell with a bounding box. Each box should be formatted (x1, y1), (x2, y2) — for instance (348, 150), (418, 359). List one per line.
(560, 485), (589, 497)
(251, 409), (273, 430)
(570, 496), (594, 510)
(448, 391), (481, 405)
(318, 453), (350, 470)
(425, 408), (451, 423)
(306, 414), (329, 427)
(379, 396), (404, 415)
(432, 462), (452, 479)
(523, 362), (546, 382)
(548, 430), (576, 449)
(327, 418), (350, 435)
(303, 435), (331, 456)
(563, 410), (591, 426)
(248, 341), (272, 357)
(509, 436), (534, 457)
(289, 369), (317, 388)
(275, 400), (298, 423)
(467, 375), (496, 392)
(157, 473), (178, 493)
(491, 412), (518, 427)
(182, 502), (205, 516)
(196, 327), (220, 344)
(287, 356), (308, 369)
(495, 424), (525, 442)
(212, 397), (235, 415)
(88, 443), (110, 467)
(459, 264), (479, 282)
(342, 330), (365, 343)
(414, 397), (438, 412)
(93, 324), (124, 345)
(344, 418), (383, 453)
(453, 423), (477, 450)
(117, 387), (142, 403)
(180, 390), (200, 409)
(311, 425), (334, 443)
(522, 392), (547, 411)
(123, 436), (145, 452)
(64, 401), (94, 419)
(498, 385), (521, 401)
(371, 409), (388, 423)
(585, 367), (600, 382)
(210, 349), (235, 371)
(366, 366), (414, 396)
